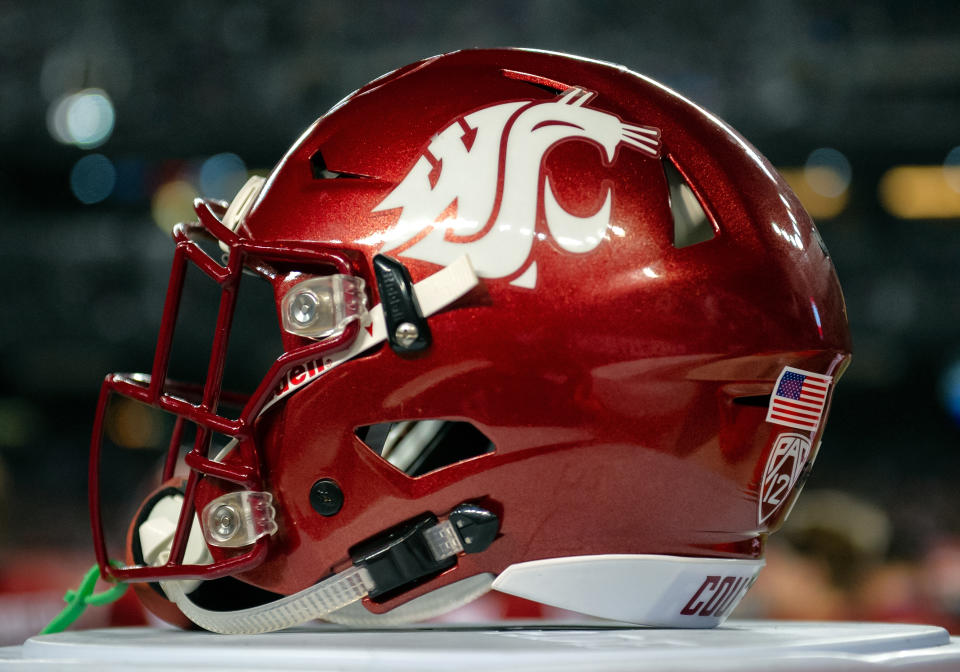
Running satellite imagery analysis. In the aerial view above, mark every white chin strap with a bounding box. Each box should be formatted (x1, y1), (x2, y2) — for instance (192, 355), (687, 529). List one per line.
(161, 565), (375, 635)
(160, 570), (496, 635)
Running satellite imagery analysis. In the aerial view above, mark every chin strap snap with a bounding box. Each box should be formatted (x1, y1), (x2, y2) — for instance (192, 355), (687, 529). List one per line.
(162, 503), (499, 635)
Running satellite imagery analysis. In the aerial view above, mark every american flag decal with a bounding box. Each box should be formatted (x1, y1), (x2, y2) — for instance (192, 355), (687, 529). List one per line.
(765, 367), (833, 431)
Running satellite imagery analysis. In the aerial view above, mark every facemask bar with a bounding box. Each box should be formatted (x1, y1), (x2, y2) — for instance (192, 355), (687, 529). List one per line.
(89, 198), (364, 584)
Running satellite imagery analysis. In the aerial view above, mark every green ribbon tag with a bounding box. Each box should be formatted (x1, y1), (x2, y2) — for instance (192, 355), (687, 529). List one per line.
(40, 562), (129, 635)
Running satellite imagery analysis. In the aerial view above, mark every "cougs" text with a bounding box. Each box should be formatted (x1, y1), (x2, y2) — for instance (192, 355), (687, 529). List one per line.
(680, 575), (756, 618)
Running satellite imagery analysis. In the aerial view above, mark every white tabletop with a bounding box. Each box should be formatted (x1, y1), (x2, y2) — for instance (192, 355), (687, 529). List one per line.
(2, 620), (959, 671)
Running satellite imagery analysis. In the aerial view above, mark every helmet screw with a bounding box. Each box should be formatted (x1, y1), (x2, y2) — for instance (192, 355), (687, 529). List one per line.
(290, 292), (318, 326)
(211, 504), (239, 542)
(394, 322), (419, 348)
(310, 478), (344, 517)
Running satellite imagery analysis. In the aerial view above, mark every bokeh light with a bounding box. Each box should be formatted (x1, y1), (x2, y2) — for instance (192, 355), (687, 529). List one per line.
(69, 154), (116, 204)
(104, 397), (164, 449)
(778, 149), (851, 219)
(879, 166), (960, 219)
(944, 146), (960, 194)
(940, 359), (960, 425)
(46, 88), (115, 149)
(0, 398), (39, 449)
(804, 148), (852, 198)
(151, 179), (198, 232)
(199, 152), (248, 201)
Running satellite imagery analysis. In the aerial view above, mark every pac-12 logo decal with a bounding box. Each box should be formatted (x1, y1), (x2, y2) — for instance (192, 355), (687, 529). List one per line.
(373, 88), (661, 288)
(758, 432), (812, 525)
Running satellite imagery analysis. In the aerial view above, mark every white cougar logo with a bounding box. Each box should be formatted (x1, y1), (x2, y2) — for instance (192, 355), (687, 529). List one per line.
(373, 88), (660, 288)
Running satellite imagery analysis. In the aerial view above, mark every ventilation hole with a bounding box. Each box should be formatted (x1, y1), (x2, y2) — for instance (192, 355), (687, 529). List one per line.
(355, 420), (495, 477)
(664, 158), (716, 248)
(309, 149), (336, 179)
(309, 149), (372, 180)
(732, 394), (772, 408)
(501, 69), (570, 95)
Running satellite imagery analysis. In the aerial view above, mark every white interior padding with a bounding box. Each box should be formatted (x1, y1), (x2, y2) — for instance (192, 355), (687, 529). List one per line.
(138, 494), (212, 595)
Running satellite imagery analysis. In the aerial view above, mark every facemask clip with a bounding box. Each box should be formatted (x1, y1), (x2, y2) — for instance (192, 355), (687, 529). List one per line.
(280, 274), (369, 340)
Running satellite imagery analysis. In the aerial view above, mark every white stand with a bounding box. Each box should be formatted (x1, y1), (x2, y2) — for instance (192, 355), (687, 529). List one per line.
(2, 621), (959, 670)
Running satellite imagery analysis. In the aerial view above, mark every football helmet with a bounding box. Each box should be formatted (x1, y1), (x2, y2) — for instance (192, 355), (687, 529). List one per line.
(88, 48), (851, 633)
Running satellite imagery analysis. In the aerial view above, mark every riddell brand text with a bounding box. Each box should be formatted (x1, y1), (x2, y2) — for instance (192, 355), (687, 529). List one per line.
(270, 359), (327, 400)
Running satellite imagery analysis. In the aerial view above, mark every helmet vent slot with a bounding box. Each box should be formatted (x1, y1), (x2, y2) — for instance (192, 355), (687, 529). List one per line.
(500, 69), (570, 95)
(664, 158), (716, 248)
(309, 149), (373, 180)
(732, 394), (772, 408)
(355, 420), (495, 477)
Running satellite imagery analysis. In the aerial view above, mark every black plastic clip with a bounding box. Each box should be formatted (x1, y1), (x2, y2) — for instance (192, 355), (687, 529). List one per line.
(372, 254), (431, 354)
(350, 514), (454, 600)
(349, 503), (500, 601)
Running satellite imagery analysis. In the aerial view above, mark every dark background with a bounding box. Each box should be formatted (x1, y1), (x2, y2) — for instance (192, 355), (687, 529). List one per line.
(0, 0), (958, 636)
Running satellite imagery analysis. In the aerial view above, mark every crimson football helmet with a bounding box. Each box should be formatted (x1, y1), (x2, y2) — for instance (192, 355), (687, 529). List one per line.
(89, 49), (851, 633)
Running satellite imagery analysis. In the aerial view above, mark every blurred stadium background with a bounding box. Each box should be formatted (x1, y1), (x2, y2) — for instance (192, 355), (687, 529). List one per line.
(0, 0), (958, 642)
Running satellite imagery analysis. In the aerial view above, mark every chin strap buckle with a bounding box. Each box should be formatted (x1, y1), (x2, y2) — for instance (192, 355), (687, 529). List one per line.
(373, 254), (433, 353)
(350, 503), (499, 600)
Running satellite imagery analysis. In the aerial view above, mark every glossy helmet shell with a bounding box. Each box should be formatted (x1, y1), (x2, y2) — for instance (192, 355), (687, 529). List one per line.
(162, 49), (852, 622)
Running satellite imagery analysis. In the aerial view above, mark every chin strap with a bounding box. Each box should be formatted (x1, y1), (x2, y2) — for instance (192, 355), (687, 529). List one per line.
(161, 568), (496, 634)
(161, 507), (499, 634)
(161, 565), (375, 635)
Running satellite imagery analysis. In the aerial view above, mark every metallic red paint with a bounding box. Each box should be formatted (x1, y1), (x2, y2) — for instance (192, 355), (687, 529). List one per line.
(89, 49), (851, 620)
